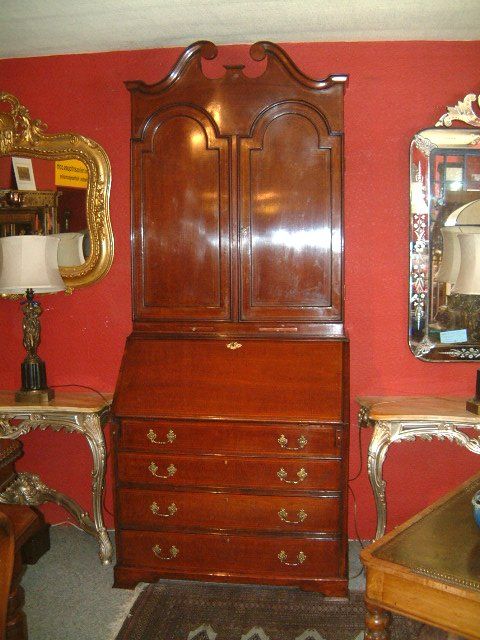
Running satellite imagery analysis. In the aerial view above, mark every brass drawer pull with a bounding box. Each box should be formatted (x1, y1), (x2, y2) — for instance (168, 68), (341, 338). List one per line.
(278, 550), (306, 566)
(150, 501), (177, 518)
(152, 544), (179, 560)
(226, 341), (242, 350)
(278, 434), (308, 450)
(148, 462), (177, 478)
(278, 508), (307, 524)
(147, 428), (176, 445)
(277, 467), (307, 484)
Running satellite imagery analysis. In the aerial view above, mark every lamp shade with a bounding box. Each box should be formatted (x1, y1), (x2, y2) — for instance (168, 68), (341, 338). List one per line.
(435, 227), (461, 284)
(0, 235), (65, 294)
(52, 232), (85, 267)
(445, 198), (480, 226)
(452, 232), (480, 295)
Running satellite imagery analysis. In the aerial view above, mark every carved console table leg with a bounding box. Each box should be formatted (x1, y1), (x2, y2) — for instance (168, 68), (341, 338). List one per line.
(365, 601), (392, 640)
(79, 412), (113, 565)
(367, 422), (392, 540)
(0, 471), (114, 564)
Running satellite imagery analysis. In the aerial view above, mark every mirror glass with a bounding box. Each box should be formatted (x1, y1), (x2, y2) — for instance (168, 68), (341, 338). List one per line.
(0, 156), (89, 266)
(0, 93), (113, 290)
(409, 92), (480, 360)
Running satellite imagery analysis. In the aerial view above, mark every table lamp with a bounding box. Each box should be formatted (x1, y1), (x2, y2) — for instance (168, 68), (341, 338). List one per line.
(0, 235), (65, 404)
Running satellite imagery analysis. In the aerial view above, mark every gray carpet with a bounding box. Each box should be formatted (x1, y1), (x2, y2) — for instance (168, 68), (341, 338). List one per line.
(22, 526), (366, 640)
(22, 526), (140, 640)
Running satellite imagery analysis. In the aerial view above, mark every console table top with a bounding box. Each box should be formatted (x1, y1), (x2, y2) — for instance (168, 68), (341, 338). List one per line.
(357, 395), (480, 423)
(0, 391), (112, 414)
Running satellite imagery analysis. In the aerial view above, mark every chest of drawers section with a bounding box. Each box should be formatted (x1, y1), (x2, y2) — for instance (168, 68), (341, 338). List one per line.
(113, 417), (347, 594)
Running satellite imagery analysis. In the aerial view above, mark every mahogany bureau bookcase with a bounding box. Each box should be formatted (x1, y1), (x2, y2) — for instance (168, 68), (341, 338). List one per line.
(113, 41), (350, 596)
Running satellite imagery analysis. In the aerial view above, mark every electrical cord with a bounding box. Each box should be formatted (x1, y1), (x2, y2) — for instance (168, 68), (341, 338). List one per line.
(348, 483), (366, 580)
(347, 419), (367, 579)
(348, 418), (364, 482)
(52, 383), (111, 404)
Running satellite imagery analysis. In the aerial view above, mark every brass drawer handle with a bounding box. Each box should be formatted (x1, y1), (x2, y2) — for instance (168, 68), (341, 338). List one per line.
(152, 544), (179, 560)
(278, 550), (306, 566)
(277, 467), (308, 484)
(148, 462), (177, 478)
(226, 341), (242, 350)
(150, 501), (177, 518)
(278, 434), (308, 450)
(278, 508), (307, 524)
(147, 428), (176, 445)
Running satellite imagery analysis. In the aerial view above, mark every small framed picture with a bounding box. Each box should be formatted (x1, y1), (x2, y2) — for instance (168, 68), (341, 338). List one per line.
(12, 157), (36, 190)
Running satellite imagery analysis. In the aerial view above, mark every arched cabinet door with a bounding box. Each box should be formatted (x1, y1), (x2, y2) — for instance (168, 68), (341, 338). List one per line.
(132, 106), (231, 322)
(239, 102), (343, 322)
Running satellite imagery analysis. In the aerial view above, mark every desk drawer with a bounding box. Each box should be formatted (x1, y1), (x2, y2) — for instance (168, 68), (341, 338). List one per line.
(119, 419), (341, 456)
(119, 529), (342, 580)
(117, 453), (341, 492)
(117, 488), (341, 533)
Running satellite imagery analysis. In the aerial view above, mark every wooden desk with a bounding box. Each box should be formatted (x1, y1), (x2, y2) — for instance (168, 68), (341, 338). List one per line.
(357, 396), (480, 539)
(361, 472), (480, 640)
(0, 391), (113, 565)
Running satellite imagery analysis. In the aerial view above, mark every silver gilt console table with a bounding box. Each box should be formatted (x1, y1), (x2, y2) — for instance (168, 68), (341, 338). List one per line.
(357, 396), (480, 540)
(0, 390), (113, 564)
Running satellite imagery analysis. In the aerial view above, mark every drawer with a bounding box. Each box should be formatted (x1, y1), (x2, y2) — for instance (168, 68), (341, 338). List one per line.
(118, 419), (342, 456)
(117, 488), (341, 533)
(117, 452), (342, 492)
(118, 529), (343, 580)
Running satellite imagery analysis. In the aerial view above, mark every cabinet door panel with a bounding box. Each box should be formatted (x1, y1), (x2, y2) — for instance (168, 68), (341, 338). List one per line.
(240, 103), (342, 321)
(133, 107), (231, 321)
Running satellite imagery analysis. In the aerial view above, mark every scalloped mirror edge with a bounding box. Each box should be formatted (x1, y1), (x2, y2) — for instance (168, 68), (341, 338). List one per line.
(0, 92), (113, 291)
(409, 92), (480, 361)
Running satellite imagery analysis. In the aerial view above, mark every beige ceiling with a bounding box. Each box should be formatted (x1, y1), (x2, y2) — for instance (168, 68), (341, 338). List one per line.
(1, 0), (479, 59)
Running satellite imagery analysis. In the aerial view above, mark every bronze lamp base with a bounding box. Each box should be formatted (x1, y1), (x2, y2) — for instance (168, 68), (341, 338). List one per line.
(466, 369), (480, 415)
(15, 387), (55, 404)
(15, 289), (55, 405)
(466, 398), (480, 415)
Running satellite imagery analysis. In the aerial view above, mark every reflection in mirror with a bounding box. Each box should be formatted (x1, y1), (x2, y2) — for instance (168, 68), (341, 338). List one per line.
(409, 92), (480, 360)
(0, 93), (113, 290)
(0, 156), (89, 266)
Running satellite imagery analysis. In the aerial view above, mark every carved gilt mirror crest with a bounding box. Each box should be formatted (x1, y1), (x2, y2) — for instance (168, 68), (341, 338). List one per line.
(409, 93), (480, 361)
(0, 92), (113, 290)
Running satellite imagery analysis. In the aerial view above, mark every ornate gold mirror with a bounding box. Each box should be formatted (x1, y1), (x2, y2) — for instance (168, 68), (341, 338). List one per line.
(409, 92), (480, 360)
(0, 92), (113, 290)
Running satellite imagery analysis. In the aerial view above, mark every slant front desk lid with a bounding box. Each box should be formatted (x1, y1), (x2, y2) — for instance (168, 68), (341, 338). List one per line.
(113, 337), (347, 422)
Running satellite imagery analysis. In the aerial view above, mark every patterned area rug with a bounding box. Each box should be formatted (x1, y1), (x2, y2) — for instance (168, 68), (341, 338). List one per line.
(113, 581), (433, 640)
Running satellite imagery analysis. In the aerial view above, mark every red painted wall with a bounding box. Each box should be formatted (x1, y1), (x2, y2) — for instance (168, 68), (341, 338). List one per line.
(1, 41), (479, 539)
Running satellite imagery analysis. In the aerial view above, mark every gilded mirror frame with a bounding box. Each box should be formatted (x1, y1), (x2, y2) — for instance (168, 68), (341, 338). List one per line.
(409, 92), (480, 361)
(0, 92), (113, 290)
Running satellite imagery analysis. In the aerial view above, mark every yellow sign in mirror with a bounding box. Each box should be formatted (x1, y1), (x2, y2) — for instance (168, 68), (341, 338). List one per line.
(55, 159), (88, 188)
